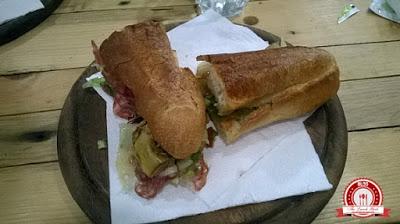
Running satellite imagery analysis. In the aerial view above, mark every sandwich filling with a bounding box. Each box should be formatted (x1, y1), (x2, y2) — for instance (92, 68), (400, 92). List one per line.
(198, 61), (261, 121)
(198, 62), (268, 142)
(205, 95), (258, 123)
(86, 75), (209, 199)
(131, 123), (208, 198)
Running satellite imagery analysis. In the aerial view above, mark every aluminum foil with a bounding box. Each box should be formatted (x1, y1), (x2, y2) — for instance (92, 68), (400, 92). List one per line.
(370, 0), (400, 24)
(196, 0), (249, 17)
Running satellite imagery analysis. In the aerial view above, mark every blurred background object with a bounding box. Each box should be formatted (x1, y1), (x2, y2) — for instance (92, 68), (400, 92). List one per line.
(387, 0), (400, 16)
(337, 4), (360, 24)
(0, 0), (44, 25)
(0, 0), (63, 46)
(196, 0), (249, 17)
(369, 0), (400, 23)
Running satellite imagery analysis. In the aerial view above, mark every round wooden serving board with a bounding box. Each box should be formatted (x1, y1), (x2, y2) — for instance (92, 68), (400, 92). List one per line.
(57, 24), (348, 224)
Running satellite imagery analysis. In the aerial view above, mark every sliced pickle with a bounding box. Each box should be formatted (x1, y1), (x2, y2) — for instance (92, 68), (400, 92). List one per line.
(178, 152), (202, 177)
(179, 160), (202, 180)
(177, 159), (193, 172)
(132, 125), (173, 177)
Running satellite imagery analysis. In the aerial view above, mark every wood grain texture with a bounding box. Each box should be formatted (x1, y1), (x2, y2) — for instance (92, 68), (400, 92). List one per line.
(0, 111), (59, 168)
(314, 127), (400, 223)
(322, 41), (400, 81)
(0, 162), (90, 224)
(54, 0), (268, 14)
(55, 0), (194, 13)
(234, 0), (400, 47)
(0, 127), (397, 224)
(0, 0), (397, 223)
(54, 0), (269, 14)
(1, 42), (399, 116)
(0, 7), (196, 75)
(0, 75), (398, 167)
(339, 76), (400, 131)
(2, 1), (400, 75)
(0, 69), (82, 116)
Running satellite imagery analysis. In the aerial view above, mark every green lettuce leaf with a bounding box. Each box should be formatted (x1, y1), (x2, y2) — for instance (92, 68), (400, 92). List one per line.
(82, 77), (106, 89)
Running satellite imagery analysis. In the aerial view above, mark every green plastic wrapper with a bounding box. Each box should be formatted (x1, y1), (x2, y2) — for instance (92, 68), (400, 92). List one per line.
(338, 4), (360, 24)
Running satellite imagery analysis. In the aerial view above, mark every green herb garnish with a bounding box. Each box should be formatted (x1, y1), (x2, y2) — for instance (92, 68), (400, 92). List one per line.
(97, 139), (107, 150)
(82, 77), (106, 89)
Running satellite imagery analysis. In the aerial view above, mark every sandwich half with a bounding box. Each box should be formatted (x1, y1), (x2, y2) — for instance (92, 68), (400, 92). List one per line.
(197, 46), (340, 143)
(93, 21), (208, 199)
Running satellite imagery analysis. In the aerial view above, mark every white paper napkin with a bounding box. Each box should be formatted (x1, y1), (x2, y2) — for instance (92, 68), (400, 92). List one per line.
(0, 0), (44, 25)
(167, 10), (268, 73)
(89, 10), (332, 224)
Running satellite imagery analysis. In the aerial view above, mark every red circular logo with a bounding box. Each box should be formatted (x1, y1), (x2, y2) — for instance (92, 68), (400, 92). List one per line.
(343, 178), (383, 218)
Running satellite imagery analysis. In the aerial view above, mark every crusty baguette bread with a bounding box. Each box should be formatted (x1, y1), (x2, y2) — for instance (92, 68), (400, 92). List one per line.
(197, 47), (339, 143)
(96, 21), (206, 159)
(197, 47), (339, 116)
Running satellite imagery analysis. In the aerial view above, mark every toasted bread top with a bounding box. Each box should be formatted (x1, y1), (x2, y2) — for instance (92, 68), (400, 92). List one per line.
(198, 47), (338, 115)
(98, 21), (206, 159)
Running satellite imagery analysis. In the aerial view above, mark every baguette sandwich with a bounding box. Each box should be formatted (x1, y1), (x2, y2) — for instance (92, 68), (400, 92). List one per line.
(92, 21), (209, 199)
(197, 47), (340, 143)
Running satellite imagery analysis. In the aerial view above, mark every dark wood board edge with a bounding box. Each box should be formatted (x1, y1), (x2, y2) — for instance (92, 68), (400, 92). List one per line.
(57, 69), (110, 224)
(0, 0), (63, 46)
(76, 66), (110, 197)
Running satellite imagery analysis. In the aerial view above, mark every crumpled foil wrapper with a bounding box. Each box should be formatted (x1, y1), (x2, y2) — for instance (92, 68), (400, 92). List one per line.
(370, 0), (400, 24)
(196, 0), (249, 17)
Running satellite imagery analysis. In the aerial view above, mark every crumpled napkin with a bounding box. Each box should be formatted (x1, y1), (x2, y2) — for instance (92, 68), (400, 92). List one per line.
(167, 9), (268, 73)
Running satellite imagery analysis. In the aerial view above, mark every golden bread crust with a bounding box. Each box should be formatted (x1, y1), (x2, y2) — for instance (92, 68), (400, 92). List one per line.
(198, 47), (338, 115)
(98, 21), (206, 159)
(200, 47), (340, 143)
(215, 66), (339, 143)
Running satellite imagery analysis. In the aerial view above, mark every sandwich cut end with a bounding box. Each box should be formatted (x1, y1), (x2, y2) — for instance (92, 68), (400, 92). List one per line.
(197, 62), (235, 116)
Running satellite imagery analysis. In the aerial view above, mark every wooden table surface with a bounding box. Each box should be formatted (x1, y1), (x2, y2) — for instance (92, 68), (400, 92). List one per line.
(0, 0), (399, 223)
